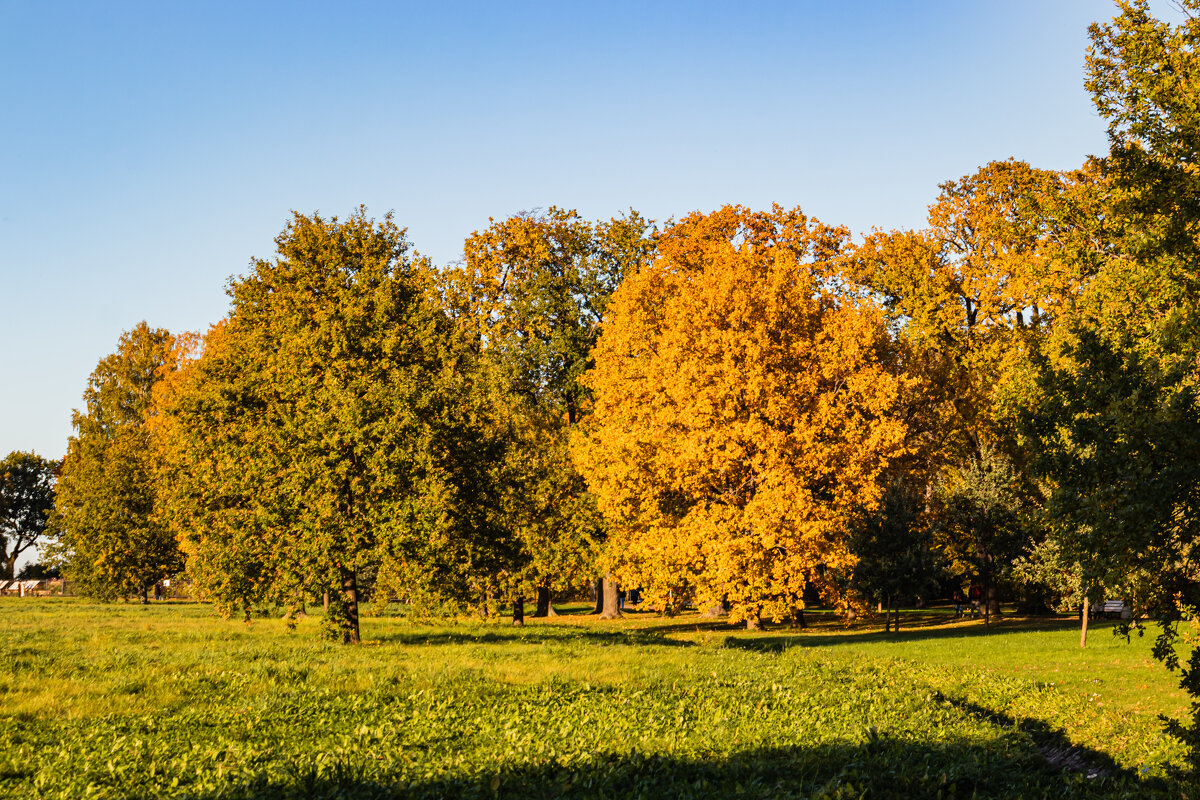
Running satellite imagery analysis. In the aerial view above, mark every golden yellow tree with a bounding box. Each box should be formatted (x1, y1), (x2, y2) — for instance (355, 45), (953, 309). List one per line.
(52, 323), (186, 601)
(576, 206), (911, 627)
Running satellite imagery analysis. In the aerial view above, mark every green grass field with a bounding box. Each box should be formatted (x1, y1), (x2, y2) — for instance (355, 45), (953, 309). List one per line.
(0, 599), (1192, 799)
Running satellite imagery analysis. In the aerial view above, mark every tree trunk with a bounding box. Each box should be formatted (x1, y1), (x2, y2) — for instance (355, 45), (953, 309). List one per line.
(340, 566), (360, 644)
(323, 591), (330, 613)
(893, 606), (900, 634)
(534, 586), (555, 617)
(983, 567), (991, 629)
(1080, 596), (1090, 648)
(702, 596), (728, 618)
(1, 556), (14, 581)
(745, 612), (762, 631)
(592, 578), (603, 614)
(884, 595), (891, 633)
(513, 595), (525, 626)
(793, 608), (806, 629)
(599, 573), (621, 619)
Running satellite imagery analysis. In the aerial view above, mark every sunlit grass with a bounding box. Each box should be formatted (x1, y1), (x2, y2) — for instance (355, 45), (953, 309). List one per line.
(0, 597), (1190, 798)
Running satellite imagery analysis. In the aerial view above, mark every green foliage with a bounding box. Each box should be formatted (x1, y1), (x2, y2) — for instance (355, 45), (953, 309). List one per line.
(1011, 537), (1086, 614)
(936, 448), (1029, 619)
(49, 323), (182, 601)
(1024, 324), (1200, 765)
(448, 207), (654, 423)
(0, 451), (57, 579)
(441, 208), (657, 604)
(848, 480), (939, 617)
(1024, 328), (1197, 588)
(1087, 0), (1200, 272)
(156, 209), (508, 640)
(992, 0), (1200, 775)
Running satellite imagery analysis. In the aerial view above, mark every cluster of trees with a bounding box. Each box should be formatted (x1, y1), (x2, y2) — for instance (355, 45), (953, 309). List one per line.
(47, 209), (655, 642)
(35, 0), (1200, 764)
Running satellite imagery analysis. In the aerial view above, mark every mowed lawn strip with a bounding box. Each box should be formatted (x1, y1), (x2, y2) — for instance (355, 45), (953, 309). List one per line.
(0, 598), (1188, 799)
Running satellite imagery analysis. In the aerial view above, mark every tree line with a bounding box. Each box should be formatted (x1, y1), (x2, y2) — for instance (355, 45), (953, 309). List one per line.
(11, 0), (1200, 769)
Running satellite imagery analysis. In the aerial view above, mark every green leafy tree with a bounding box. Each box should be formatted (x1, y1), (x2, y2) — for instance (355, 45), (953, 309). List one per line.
(1024, 0), (1200, 771)
(49, 323), (183, 601)
(441, 207), (656, 621)
(847, 480), (938, 633)
(935, 447), (1027, 626)
(1010, 535), (1086, 615)
(1025, 324), (1200, 653)
(0, 452), (58, 580)
(156, 209), (504, 642)
(1088, 0), (1200, 272)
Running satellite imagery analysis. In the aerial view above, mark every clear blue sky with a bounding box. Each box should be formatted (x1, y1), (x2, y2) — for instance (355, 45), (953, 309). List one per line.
(0, 1), (1168, 463)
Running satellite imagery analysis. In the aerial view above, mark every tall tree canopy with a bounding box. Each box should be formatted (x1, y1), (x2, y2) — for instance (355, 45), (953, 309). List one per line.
(51, 323), (183, 601)
(445, 207), (654, 423)
(155, 209), (504, 642)
(577, 205), (912, 627)
(0, 452), (58, 580)
(440, 207), (656, 618)
(845, 161), (1109, 620)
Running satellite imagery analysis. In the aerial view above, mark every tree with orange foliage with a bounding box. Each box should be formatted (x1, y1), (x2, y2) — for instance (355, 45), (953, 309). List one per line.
(847, 159), (1103, 459)
(51, 323), (185, 601)
(576, 206), (912, 628)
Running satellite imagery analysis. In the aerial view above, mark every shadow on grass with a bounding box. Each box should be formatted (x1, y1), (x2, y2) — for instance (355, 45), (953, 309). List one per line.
(718, 617), (1102, 653)
(145, 736), (1172, 800)
(373, 627), (695, 649)
(375, 612), (1107, 652)
(941, 694), (1125, 779)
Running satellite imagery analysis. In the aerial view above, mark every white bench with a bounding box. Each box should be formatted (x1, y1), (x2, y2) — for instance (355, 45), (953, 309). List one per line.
(1102, 599), (1129, 619)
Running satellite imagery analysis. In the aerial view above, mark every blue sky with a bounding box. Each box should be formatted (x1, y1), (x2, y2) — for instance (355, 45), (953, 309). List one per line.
(0, 1), (1165, 463)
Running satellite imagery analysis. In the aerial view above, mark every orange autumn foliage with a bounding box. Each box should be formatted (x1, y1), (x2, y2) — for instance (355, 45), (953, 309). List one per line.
(575, 206), (912, 625)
